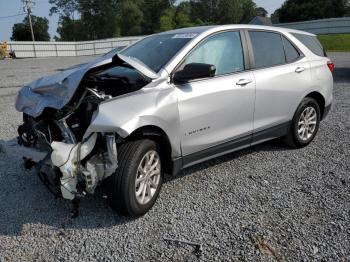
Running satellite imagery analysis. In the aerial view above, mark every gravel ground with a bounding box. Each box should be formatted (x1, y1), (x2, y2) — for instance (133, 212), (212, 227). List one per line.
(0, 54), (349, 261)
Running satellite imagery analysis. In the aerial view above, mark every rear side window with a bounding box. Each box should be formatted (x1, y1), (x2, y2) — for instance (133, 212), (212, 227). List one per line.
(292, 33), (326, 57)
(249, 31), (286, 68)
(282, 36), (300, 62)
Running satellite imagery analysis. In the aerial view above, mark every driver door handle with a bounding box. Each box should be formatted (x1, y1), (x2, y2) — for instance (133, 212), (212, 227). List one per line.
(295, 67), (305, 73)
(236, 79), (252, 86)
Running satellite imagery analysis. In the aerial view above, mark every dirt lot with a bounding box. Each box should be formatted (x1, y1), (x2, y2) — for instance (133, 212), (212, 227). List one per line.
(0, 54), (349, 261)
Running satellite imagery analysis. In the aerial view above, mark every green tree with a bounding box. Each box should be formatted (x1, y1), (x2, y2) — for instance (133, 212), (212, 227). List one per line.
(78, 0), (119, 40)
(174, 1), (205, 28)
(11, 15), (50, 41)
(49, 0), (80, 40)
(275, 0), (348, 23)
(159, 3), (203, 32)
(159, 8), (175, 31)
(141, 0), (175, 33)
(240, 0), (258, 23)
(51, 0), (266, 39)
(55, 16), (85, 41)
(49, 0), (79, 18)
(255, 7), (268, 17)
(218, 0), (243, 24)
(119, 0), (144, 36)
(173, 1), (203, 28)
(174, 9), (195, 28)
(189, 0), (219, 24)
(50, 0), (122, 40)
(189, 0), (257, 25)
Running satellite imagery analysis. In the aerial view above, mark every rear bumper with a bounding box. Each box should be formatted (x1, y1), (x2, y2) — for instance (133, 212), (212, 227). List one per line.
(322, 103), (332, 120)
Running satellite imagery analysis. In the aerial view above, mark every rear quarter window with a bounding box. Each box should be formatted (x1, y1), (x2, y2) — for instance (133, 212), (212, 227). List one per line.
(292, 33), (326, 57)
(282, 36), (301, 62)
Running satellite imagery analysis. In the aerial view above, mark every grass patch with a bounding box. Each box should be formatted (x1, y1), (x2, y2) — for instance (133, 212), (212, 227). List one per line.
(318, 34), (350, 52)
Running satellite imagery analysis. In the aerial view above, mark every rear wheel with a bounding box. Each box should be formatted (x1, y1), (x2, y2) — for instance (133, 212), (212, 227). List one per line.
(285, 97), (321, 148)
(107, 139), (163, 217)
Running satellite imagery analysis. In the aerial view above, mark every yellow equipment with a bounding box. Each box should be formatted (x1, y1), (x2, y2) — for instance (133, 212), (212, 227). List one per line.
(0, 42), (8, 59)
(0, 42), (16, 59)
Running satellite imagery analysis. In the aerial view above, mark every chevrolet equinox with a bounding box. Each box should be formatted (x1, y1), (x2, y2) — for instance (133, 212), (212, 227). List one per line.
(16, 25), (333, 217)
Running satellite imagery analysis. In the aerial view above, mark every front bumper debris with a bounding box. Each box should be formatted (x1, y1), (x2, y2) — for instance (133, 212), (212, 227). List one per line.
(17, 127), (118, 217)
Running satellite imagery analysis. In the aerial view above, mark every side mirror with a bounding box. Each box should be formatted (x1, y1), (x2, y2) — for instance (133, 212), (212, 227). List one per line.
(173, 63), (216, 83)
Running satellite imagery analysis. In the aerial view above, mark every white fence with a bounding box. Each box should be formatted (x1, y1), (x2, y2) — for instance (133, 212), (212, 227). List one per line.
(6, 36), (143, 58)
(275, 17), (350, 35)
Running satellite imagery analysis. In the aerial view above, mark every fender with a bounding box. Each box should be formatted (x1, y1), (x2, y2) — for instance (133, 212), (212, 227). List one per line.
(87, 80), (182, 158)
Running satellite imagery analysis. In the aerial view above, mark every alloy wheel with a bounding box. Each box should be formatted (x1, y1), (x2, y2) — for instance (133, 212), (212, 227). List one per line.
(135, 150), (161, 205)
(298, 106), (318, 141)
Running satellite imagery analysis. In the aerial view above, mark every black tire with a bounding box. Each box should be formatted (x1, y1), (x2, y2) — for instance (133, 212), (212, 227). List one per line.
(285, 97), (321, 148)
(106, 139), (163, 217)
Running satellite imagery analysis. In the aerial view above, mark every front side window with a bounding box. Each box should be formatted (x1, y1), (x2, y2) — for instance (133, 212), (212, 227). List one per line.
(183, 31), (244, 76)
(249, 31), (286, 68)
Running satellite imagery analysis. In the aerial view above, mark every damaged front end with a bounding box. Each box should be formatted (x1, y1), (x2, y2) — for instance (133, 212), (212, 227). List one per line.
(16, 53), (159, 216)
(50, 132), (118, 200)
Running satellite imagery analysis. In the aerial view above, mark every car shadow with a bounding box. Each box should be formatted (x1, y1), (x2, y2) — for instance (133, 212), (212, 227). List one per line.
(334, 67), (350, 82)
(0, 137), (292, 236)
(0, 138), (136, 236)
(165, 138), (292, 183)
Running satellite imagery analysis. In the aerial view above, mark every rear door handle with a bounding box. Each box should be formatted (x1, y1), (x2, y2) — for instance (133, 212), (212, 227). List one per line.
(236, 79), (252, 86)
(295, 67), (305, 73)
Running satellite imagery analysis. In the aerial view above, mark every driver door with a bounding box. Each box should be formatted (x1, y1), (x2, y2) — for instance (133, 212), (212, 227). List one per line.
(173, 31), (256, 166)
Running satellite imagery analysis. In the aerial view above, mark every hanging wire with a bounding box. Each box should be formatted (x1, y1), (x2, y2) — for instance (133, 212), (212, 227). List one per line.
(0, 13), (26, 19)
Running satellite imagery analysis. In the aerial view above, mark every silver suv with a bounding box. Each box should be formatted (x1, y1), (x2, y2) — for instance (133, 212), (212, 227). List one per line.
(16, 25), (333, 217)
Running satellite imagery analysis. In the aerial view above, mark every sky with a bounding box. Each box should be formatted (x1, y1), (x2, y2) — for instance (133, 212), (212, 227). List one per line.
(0, 0), (284, 41)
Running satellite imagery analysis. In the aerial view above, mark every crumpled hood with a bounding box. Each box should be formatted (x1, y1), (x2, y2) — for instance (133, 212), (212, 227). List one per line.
(15, 51), (159, 117)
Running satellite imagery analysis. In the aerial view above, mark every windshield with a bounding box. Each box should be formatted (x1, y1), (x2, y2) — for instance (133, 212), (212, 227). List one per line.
(121, 33), (196, 72)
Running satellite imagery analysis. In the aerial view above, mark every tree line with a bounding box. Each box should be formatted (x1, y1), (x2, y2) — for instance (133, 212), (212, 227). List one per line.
(272, 0), (349, 23)
(11, 0), (350, 41)
(51, 0), (265, 41)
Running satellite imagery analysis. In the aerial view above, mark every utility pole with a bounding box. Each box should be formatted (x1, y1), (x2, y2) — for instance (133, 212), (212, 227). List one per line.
(22, 0), (36, 56)
(22, 0), (35, 41)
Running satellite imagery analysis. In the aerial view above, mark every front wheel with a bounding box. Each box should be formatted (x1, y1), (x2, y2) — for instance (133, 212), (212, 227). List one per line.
(285, 97), (321, 148)
(106, 139), (163, 217)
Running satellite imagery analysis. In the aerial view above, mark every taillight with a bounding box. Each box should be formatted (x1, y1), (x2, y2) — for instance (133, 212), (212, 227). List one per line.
(327, 61), (335, 73)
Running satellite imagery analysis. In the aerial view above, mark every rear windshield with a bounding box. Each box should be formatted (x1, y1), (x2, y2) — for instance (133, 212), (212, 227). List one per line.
(292, 33), (326, 57)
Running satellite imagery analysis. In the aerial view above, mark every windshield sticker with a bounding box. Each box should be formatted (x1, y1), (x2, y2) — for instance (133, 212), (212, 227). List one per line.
(172, 33), (198, 39)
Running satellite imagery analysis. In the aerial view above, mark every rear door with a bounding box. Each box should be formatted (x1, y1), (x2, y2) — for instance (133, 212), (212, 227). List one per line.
(173, 31), (256, 164)
(246, 30), (312, 142)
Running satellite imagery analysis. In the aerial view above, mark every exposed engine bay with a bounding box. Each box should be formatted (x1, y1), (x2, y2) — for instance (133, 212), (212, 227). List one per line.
(16, 56), (152, 216)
